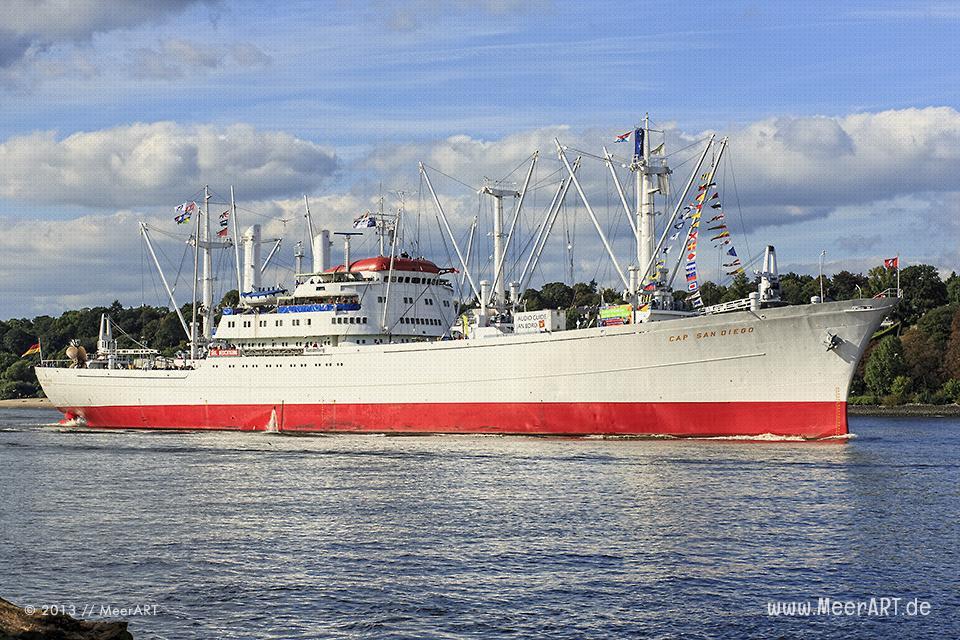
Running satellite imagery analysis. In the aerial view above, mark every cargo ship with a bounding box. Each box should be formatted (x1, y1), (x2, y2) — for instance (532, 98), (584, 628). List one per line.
(36, 120), (896, 438)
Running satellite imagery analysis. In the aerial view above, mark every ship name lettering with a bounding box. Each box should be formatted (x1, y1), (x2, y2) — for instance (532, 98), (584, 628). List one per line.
(669, 334), (689, 342)
(694, 326), (755, 340)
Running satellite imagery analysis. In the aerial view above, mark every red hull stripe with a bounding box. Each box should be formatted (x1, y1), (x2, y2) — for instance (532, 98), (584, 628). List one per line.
(61, 401), (847, 439)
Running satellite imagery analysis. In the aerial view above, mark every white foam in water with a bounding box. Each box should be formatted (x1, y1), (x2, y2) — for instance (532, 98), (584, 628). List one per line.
(692, 432), (856, 442)
(692, 433), (809, 442)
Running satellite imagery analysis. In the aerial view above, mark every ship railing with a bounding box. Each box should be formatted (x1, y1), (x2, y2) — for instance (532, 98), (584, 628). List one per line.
(37, 358), (72, 368)
(701, 297), (753, 315)
(873, 288), (901, 299)
(237, 347), (303, 357)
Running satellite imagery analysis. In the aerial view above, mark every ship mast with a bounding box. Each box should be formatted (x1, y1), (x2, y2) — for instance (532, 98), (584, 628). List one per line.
(202, 185), (214, 342)
(230, 186), (242, 294)
(190, 191), (202, 360)
(634, 115), (651, 273)
(631, 115), (671, 293)
(480, 185), (519, 310)
(378, 191), (386, 256)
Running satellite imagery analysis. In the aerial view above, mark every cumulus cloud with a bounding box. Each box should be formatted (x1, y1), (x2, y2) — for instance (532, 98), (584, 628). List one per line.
(1, 0), (212, 68)
(726, 107), (960, 214)
(4, 107), (960, 318)
(0, 122), (338, 208)
(366, 107), (960, 232)
(0, 212), (157, 317)
(0, 207), (312, 319)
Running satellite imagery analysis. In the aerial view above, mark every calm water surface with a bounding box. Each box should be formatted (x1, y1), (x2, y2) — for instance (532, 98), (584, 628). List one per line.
(0, 409), (957, 639)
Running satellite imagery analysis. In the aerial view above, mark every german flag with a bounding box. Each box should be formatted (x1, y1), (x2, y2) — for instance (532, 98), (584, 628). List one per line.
(21, 343), (40, 357)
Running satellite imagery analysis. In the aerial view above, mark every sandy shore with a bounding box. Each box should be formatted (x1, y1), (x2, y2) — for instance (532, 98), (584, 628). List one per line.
(0, 398), (53, 409)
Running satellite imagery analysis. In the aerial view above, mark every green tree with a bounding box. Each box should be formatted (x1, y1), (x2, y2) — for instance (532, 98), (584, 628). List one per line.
(940, 378), (960, 404)
(3, 359), (37, 384)
(0, 381), (37, 400)
(830, 270), (868, 300)
(0, 353), (17, 374)
(571, 281), (599, 308)
(802, 276), (827, 302)
(520, 287), (545, 311)
(866, 265), (896, 297)
(154, 313), (188, 352)
(944, 308), (960, 380)
(218, 290), (240, 310)
(719, 272), (751, 302)
(538, 282), (574, 310)
(599, 287), (625, 305)
(946, 272), (960, 305)
(864, 335), (906, 397)
(697, 281), (727, 306)
(778, 272), (815, 305)
(901, 327), (944, 392)
(897, 264), (947, 325)
(890, 375), (912, 401)
(916, 303), (958, 347)
(2, 325), (33, 356)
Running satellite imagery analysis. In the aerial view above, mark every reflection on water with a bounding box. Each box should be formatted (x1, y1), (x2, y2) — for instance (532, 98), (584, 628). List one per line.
(1, 409), (957, 639)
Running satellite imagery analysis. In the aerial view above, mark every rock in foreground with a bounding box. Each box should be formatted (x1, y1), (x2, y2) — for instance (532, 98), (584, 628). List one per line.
(0, 598), (132, 640)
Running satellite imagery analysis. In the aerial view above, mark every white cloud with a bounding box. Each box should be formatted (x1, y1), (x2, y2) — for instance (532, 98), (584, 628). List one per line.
(0, 1), (212, 67)
(1, 212), (156, 317)
(726, 107), (960, 215)
(3, 107), (960, 319)
(0, 122), (337, 208)
(0, 208), (309, 319)
(129, 39), (271, 79)
(366, 107), (960, 232)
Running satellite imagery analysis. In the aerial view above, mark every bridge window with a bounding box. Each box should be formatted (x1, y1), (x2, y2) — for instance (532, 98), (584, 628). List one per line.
(412, 277), (421, 284)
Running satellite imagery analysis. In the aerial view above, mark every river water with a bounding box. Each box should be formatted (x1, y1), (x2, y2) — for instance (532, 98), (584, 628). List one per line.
(0, 409), (956, 639)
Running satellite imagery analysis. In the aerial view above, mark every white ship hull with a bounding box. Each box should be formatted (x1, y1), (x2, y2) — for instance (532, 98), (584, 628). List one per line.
(37, 298), (894, 439)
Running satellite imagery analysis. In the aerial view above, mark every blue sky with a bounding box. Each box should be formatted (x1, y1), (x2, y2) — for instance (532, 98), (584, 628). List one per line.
(1, 1), (959, 318)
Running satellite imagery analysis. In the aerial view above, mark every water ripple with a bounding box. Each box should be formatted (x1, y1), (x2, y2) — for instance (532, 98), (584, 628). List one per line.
(0, 410), (956, 639)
